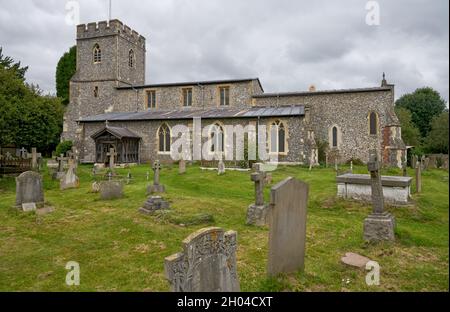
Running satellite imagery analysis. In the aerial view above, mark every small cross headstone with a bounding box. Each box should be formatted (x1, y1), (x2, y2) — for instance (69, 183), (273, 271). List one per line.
(415, 161), (422, 193)
(60, 158), (80, 190)
(16, 171), (44, 209)
(246, 163), (269, 226)
(147, 160), (165, 194)
(267, 177), (308, 276)
(106, 148), (117, 171)
(165, 227), (240, 292)
(363, 150), (396, 242)
(19, 147), (27, 159)
(53, 154), (67, 180)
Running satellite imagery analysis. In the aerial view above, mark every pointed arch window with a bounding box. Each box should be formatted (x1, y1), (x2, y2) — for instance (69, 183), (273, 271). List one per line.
(210, 123), (224, 153)
(128, 49), (135, 68)
(270, 120), (287, 154)
(158, 124), (171, 153)
(369, 112), (378, 135)
(332, 126), (338, 148)
(93, 44), (102, 64)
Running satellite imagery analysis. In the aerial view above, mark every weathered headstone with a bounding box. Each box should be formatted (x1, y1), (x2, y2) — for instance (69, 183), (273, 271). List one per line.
(139, 196), (170, 215)
(246, 163), (269, 226)
(267, 177), (308, 276)
(31, 148), (38, 171)
(218, 159), (225, 175)
(100, 180), (124, 200)
(415, 161), (422, 193)
(147, 160), (165, 194)
(179, 159), (186, 174)
(19, 147), (27, 159)
(16, 171), (44, 208)
(60, 158), (80, 190)
(165, 227), (240, 292)
(363, 150), (396, 242)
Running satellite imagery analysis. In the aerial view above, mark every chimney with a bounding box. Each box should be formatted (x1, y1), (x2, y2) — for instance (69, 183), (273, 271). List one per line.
(309, 85), (316, 92)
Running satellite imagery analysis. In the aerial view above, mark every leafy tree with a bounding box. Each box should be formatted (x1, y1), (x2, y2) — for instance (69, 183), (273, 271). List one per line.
(0, 47), (28, 80)
(395, 107), (421, 147)
(0, 51), (64, 155)
(424, 112), (449, 154)
(395, 87), (447, 138)
(56, 46), (76, 105)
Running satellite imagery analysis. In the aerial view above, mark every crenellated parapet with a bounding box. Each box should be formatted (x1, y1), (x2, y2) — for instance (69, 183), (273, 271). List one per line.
(77, 19), (146, 48)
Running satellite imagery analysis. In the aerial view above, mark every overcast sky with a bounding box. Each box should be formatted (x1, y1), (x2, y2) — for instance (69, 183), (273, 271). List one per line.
(0, 0), (448, 102)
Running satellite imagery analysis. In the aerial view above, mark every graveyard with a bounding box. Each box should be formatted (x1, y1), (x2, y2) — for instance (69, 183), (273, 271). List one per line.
(0, 161), (448, 292)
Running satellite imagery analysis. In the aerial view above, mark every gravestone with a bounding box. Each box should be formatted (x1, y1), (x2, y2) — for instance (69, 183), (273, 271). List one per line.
(91, 181), (101, 193)
(165, 227), (240, 292)
(179, 159), (186, 174)
(31, 148), (38, 171)
(16, 171), (44, 208)
(60, 158), (80, 190)
(363, 150), (396, 242)
(411, 155), (417, 169)
(52, 154), (67, 180)
(19, 147), (27, 159)
(424, 157), (430, 170)
(147, 160), (165, 194)
(218, 159), (225, 175)
(139, 196), (170, 215)
(267, 177), (308, 276)
(246, 163), (269, 226)
(415, 161), (422, 193)
(106, 147), (117, 171)
(100, 180), (124, 200)
(428, 155), (437, 169)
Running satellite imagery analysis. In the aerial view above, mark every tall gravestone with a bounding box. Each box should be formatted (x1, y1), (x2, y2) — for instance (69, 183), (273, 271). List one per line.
(60, 158), (80, 190)
(246, 163), (269, 226)
(165, 227), (240, 292)
(363, 150), (396, 242)
(179, 159), (186, 174)
(16, 171), (44, 208)
(415, 161), (422, 193)
(147, 160), (165, 194)
(267, 177), (308, 276)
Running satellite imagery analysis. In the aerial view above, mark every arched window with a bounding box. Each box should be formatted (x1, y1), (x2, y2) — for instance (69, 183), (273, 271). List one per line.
(93, 44), (102, 64)
(128, 49), (135, 68)
(270, 120), (286, 153)
(158, 124), (171, 153)
(210, 123), (224, 153)
(369, 112), (378, 135)
(332, 126), (338, 148)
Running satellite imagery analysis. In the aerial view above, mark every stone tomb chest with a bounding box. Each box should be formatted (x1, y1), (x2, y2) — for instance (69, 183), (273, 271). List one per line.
(337, 173), (412, 205)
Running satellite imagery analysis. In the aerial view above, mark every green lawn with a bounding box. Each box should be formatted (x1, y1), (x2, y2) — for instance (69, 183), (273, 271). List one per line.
(0, 163), (448, 292)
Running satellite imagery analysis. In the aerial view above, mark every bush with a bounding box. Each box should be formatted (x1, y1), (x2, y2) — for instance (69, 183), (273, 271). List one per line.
(316, 140), (329, 164)
(55, 140), (72, 156)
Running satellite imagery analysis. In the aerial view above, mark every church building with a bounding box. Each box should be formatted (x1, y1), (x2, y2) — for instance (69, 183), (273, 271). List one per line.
(62, 19), (406, 167)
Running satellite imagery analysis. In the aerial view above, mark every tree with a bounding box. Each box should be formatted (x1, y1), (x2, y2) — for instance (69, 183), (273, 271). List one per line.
(56, 46), (76, 105)
(0, 47), (28, 80)
(395, 87), (447, 138)
(0, 51), (64, 155)
(424, 112), (449, 154)
(395, 107), (421, 147)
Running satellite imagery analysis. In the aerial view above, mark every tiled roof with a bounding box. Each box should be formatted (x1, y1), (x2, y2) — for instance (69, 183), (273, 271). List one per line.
(91, 126), (141, 139)
(79, 106), (305, 123)
(252, 87), (392, 98)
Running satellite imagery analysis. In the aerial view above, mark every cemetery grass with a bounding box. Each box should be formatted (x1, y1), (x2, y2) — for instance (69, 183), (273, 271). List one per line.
(0, 163), (448, 292)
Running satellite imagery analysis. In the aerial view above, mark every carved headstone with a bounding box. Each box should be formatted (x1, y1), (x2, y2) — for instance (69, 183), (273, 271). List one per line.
(60, 158), (80, 190)
(139, 196), (170, 215)
(147, 160), (165, 194)
(165, 227), (240, 292)
(267, 177), (308, 276)
(100, 180), (124, 200)
(363, 150), (396, 242)
(16, 171), (44, 208)
(246, 163), (269, 226)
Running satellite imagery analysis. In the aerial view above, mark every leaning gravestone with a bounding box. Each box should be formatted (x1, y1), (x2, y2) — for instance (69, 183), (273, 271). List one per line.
(363, 150), (396, 242)
(100, 180), (124, 200)
(165, 227), (240, 292)
(16, 171), (44, 208)
(246, 163), (269, 226)
(267, 177), (308, 276)
(60, 159), (80, 190)
(147, 160), (165, 194)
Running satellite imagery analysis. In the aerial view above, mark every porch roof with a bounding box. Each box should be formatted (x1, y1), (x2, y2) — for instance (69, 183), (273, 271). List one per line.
(90, 126), (141, 140)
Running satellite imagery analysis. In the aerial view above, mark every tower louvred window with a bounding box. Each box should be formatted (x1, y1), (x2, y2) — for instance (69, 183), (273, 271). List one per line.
(93, 44), (102, 63)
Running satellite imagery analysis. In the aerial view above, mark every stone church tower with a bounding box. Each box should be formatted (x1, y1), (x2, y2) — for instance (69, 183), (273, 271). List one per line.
(62, 20), (146, 153)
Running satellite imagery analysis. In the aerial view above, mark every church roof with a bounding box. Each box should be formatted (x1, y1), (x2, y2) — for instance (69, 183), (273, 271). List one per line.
(116, 78), (264, 92)
(79, 106), (304, 123)
(252, 86), (392, 98)
(91, 126), (141, 140)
